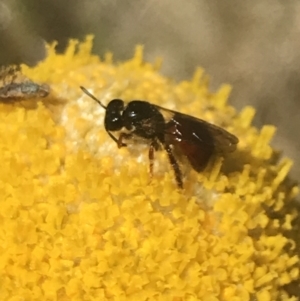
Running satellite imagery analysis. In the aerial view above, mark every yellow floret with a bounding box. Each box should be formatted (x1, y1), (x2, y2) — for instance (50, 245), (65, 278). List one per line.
(0, 36), (298, 300)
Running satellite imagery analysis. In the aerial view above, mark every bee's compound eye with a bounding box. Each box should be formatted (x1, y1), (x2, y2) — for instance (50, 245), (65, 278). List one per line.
(109, 99), (124, 111)
(105, 99), (125, 131)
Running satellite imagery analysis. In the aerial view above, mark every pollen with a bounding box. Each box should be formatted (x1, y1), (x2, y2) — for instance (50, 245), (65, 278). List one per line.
(0, 36), (298, 300)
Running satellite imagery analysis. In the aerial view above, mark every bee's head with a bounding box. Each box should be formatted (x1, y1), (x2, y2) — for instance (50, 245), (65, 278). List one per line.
(104, 99), (124, 131)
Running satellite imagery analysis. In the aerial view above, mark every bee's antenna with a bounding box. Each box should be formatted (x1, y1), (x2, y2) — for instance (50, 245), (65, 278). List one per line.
(80, 86), (107, 109)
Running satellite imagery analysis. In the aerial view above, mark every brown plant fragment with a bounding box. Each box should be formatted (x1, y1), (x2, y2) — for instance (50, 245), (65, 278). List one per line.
(0, 65), (49, 100)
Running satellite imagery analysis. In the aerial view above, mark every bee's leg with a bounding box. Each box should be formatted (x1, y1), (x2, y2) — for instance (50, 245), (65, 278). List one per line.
(117, 132), (132, 148)
(107, 131), (123, 146)
(148, 143), (155, 178)
(163, 143), (183, 189)
(148, 140), (160, 178)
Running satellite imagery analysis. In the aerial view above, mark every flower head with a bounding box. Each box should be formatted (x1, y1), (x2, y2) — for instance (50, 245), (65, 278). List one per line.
(0, 36), (299, 300)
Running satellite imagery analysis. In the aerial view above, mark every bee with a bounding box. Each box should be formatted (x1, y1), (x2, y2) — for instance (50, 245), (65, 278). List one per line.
(80, 86), (239, 188)
(0, 65), (49, 100)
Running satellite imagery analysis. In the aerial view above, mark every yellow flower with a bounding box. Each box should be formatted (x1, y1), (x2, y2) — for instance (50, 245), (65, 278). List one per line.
(0, 36), (299, 300)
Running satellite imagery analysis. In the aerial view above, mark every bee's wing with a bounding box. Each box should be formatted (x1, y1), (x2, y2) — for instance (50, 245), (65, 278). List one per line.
(157, 106), (239, 172)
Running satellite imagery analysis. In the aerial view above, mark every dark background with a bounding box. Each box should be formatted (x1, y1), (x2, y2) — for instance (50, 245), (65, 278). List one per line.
(1, 0), (300, 181)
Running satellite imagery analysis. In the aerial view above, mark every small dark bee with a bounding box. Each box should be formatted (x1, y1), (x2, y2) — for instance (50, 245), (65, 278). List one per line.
(80, 86), (239, 188)
(0, 65), (49, 100)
